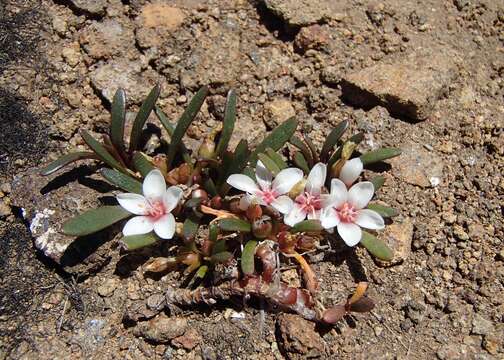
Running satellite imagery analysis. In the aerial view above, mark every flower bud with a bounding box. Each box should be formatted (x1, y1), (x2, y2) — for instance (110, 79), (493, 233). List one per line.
(297, 234), (317, 251)
(210, 195), (222, 209)
(198, 139), (216, 159)
(252, 216), (273, 239)
(152, 154), (168, 176)
(277, 231), (296, 254)
(288, 179), (306, 198)
(246, 204), (262, 221)
(228, 198), (242, 214)
(175, 222), (184, 237)
(191, 189), (208, 201)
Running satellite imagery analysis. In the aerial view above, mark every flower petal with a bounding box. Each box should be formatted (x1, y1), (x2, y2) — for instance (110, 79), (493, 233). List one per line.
(116, 193), (149, 215)
(239, 195), (251, 211)
(153, 213), (176, 239)
(320, 207), (340, 230)
(348, 181), (374, 209)
(340, 158), (363, 187)
(306, 162), (326, 195)
(271, 195), (294, 214)
(329, 178), (348, 207)
(163, 186), (183, 212)
(355, 209), (385, 230)
(255, 160), (273, 191)
(307, 209), (321, 220)
(284, 204), (306, 227)
(227, 174), (259, 194)
(272, 168), (304, 195)
(143, 169), (166, 201)
(122, 216), (154, 236)
(337, 222), (362, 247)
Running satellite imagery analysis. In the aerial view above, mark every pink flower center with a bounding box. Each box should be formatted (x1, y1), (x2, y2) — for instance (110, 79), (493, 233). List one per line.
(258, 189), (278, 205)
(148, 200), (166, 221)
(295, 192), (322, 216)
(337, 202), (357, 223)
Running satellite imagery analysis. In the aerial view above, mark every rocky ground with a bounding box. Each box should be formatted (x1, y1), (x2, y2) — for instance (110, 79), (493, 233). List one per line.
(0, 0), (503, 359)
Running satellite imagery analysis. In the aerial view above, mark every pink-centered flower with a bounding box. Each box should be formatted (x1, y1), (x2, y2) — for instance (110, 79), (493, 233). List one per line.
(226, 161), (303, 214)
(320, 178), (384, 247)
(284, 163), (333, 226)
(116, 169), (183, 239)
(339, 158), (363, 187)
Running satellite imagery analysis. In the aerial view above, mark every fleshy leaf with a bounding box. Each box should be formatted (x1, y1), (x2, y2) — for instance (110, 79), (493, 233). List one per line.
(290, 135), (313, 166)
(328, 132), (364, 167)
(360, 231), (393, 261)
(154, 105), (192, 165)
(219, 218), (251, 232)
(348, 297), (375, 313)
(290, 219), (323, 233)
(101, 168), (142, 194)
(81, 131), (127, 173)
(110, 88), (126, 155)
(320, 120), (349, 162)
(129, 84), (161, 152)
(215, 89), (236, 157)
(249, 117), (298, 165)
(62, 205), (130, 236)
(366, 203), (398, 218)
(39, 152), (97, 176)
(257, 153), (280, 176)
(166, 86), (209, 169)
(203, 177), (218, 197)
(122, 232), (158, 250)
(183, 215), (199, 241)
(209, 223), (219, 243)
(369, 176), (385, 191)
(360, 147), (401, 165)
(265, 148), (287, 169)
(293, 151), (310, 174)
(132, 151), (155, 177)
(241, 240), (257, 275)
(195, 265), (208, 280)
(302, 133), (319, 163)
(212, 239), (226, 255)
(219, 139), (250, 194)
(210, 251), (233, 264)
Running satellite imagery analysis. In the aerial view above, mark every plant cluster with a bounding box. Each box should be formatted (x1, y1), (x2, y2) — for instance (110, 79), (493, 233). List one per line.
(41, 85), (401, 324)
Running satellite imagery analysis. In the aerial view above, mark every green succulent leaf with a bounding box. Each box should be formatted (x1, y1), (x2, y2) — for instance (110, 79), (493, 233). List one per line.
(242, 166), (255, 180)
(215, 89), (237, 158)
(81, 131), (127, 173)
(194, 265), (209, 280)
(360, 231), (393, 261)
(320, 120), (349, 161)
(366, 203), (398, 218)
(210, 251), (233, 264)
(293, 151), (310, 174)
(219, 139), (250, 194)
(209, 223), (219, 243)
(212, 239), (227, 255)
(62, 205), (130, 237)
(257, 153), (280, 176)
(129, 84), (161, 152)
(265, 148), (287, 170)
(369, 176), (385, 191)
(110, 88), (126, 155)
(39, 152), (97, 176)
(203, 177), (218, 197)
(302, 133), (319, 163)
(166, 86), (209, 169)
(122, 232), (158, 250)
(327, 132), (364, 167)
(360, 147), (402, 165)
(249, 117), (298, 165)
(183, 215), (200, 241)
(154, 106), (192, 165)
(132, 151), (155, 177)
(101, 168), (142, 194)
(290, 219), (323, 233)
(219, 218), (251, 232)
(241, 240), (257, 275)
(290, 135), (313, 166)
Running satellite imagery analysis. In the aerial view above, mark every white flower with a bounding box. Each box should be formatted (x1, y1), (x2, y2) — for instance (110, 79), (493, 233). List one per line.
(226, 161), (303, 214)
(116, 169), (183, 239)
(339, 158), (363, 187)
(284, 163), (333, 226)
(320, 178), (384, 247)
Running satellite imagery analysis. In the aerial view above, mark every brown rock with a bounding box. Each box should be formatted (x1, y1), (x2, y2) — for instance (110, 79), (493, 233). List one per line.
(341, 49), (460, 121)
(79, 19), (135, 59)
(172, 328), (202, 350)
(294, 25), (329, 52)
(133, 315), (188, 344)
(136, 4), (185, 48)
(68, 0), (107, 16)
(482, 335), (499, 355)
(390, 141), (444, 188)
(376, 218), (413, 266)
(276, 314), (325, 359)
(263, 99), (296, 129)
(61, 44), (81, 67)
(0, 199), (11, 218)
(97, 278), (119, 297)
(263, 0), (342, 28)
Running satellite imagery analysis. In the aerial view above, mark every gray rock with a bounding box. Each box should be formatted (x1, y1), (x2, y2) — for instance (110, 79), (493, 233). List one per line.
(276, 314), (326, 359)
(79, 19), (135, 59)
(376, 217), (414, 266)
(89, 60), (158, 104)
(133, 316), (188, 343)
(69, 0), (107, 16)
(11, 168), (118, 274)
(471, 314), (494, 336)
(263, 0), (341, 27)
(341, 49), (460, 121)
